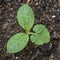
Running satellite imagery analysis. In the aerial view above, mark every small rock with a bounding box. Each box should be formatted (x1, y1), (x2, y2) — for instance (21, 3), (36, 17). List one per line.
(35, 2), (39, 5)
(3, 22), (9, 29)
(19, 0), (21, 1)
(57, 9), (60, 12)
(52, 31), (57, 38)
(49, 53), (54, 60)
(16, 56), (19, 59)
(52, 15), (56, 18)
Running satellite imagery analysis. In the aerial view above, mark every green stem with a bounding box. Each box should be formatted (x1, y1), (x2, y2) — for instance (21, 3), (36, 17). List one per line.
(26, 29), (37, 35)
(28, 32), (37, 35)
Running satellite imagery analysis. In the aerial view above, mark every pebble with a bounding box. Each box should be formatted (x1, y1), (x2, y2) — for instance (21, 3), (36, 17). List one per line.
(52, 31), (57, 38)
(52, 15), (56, 18)
(16, 56), (19, 59)
(57, 9), (59, 12)
(35, 2), (39, 5)
(49, 53), (54, 60)
(49, 9), (52, 12)
(18, 0), (21, 1)
(9, 8), (13, 10)
(3, 22), (9, 29)
(49, 43), (52, 49)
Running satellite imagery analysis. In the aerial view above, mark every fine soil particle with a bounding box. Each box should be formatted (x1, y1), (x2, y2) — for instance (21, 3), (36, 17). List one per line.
(0, 0), (60, 60)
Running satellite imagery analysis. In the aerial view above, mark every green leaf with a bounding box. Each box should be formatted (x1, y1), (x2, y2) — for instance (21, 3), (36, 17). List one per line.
(30, 24), (50, 45)
(17, 4), (34, 33)
(7, 33), (29, 53)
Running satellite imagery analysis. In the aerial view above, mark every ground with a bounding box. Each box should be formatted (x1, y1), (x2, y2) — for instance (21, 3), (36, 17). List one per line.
(0, 0), (60, 60)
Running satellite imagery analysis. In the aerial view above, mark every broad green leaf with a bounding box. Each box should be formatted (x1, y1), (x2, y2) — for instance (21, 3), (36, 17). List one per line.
(7, 33), (29, 53)
(30, 24), (50, 45)
(17, 4), (34, 33)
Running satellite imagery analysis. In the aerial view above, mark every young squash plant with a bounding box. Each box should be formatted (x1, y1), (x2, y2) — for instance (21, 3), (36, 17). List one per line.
(7, 4), (50, 53)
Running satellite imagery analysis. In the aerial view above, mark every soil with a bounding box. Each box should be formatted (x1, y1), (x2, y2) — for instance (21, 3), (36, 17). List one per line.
(0, 0), (60, 60)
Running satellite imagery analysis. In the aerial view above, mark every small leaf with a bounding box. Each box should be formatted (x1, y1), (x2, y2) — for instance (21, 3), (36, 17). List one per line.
(17, 4), (34, 33)
(7, 33), (29, 53)
(30, 24), (50, 45)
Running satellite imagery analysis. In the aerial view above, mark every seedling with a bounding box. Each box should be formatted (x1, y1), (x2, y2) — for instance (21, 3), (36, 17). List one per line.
(7, 4), (50, 53)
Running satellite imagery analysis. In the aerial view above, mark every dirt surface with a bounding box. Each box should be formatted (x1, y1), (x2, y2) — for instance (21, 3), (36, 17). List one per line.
(0, 0), (60, 60)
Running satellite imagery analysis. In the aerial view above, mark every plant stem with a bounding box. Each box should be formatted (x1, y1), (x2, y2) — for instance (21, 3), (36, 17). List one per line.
(26, 29), (30, 34)
(28, 32), (37, 35)
(26, 29), (36, 35)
